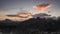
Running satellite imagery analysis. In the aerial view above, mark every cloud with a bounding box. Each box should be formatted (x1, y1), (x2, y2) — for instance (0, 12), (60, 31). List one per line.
(17, 8), (33, 18)
(0, 8), (33, 21)
(0, 11), (33, 21)
(33, 13), (51, 18)
(0, 11), (8, 14)
(33, 3), (51, 12)
(0, 11), (11, 15)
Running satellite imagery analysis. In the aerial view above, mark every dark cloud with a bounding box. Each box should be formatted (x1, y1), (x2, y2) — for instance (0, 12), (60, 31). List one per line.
(33, 13), (51, 18)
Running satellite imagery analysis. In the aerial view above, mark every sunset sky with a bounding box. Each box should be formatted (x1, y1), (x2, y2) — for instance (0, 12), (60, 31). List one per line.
(0, 0), (60, 17)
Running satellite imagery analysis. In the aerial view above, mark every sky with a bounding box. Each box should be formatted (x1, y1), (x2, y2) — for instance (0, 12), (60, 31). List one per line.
(0, 0), (60, 17)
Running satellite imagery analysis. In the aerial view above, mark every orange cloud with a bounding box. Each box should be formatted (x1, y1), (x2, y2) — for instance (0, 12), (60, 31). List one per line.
(18, 12), (32, 18)
(33, 3), (51, 12)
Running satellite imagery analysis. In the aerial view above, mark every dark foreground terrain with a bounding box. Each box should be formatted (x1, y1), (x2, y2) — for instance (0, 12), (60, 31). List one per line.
(0, 17), (60, 34)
